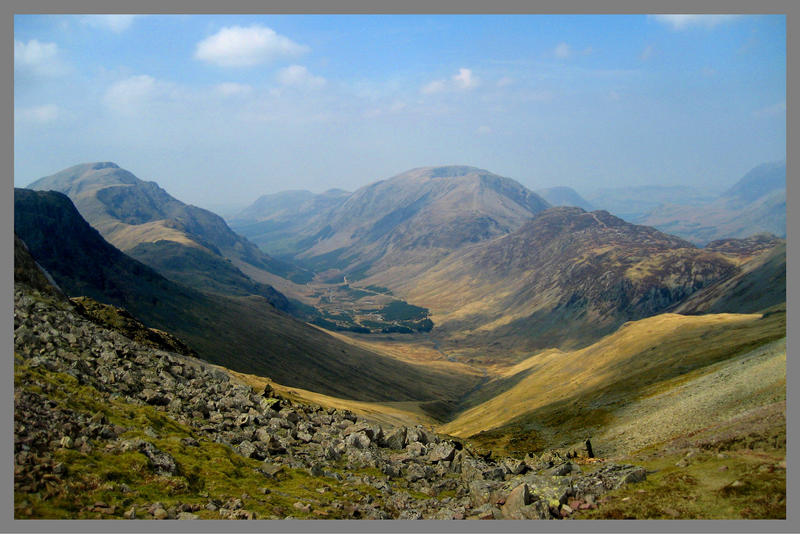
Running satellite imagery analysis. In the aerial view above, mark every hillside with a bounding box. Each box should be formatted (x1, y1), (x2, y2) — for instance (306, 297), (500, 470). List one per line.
(388, 207), (740, 357)
(441, 310), (785, 452)
(14, 188), (481, 404)
(638, 162), (786, 245)
(671, 239), (786, 315)
(14, 271), (662, 520)
(27, 162), (313, 291)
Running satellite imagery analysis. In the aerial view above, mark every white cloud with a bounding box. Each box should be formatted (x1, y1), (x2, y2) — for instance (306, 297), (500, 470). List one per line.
(103, 75), (160, 112)
(195, 25), (308, 68)
(753, 101), (786, 118)
(651, 15), (741, 31)
(81, 15), (140, 33)
(14, 39), (65, 76)
(496, 76), (513, 88)
(16, 104), (60, 124)
(421, 68), (479, 94)
(216, 82), (253, 96)
(554, 42), (571, 59)
(421, 79), (446, 94)
(277, 65), (326, 89)
(453, 68), (478, 89)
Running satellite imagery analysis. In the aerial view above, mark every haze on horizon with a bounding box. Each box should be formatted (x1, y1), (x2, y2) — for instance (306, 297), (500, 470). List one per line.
(14, 14), (785, 211)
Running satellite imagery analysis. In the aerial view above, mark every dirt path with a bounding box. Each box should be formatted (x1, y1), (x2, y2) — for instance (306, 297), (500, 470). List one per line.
(596, 338), (786, 458)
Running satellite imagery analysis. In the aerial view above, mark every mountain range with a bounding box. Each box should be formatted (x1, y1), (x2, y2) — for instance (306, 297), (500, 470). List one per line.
(17, 161), (785, 430)
(638, 161), (786, 245)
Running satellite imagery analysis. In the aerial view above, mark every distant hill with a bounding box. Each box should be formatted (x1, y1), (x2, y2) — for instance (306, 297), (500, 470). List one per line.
(229, 188), (350, 257)
(14, 188), (480, 403)
(247, 165), (552, 283)
(28, 162), (314, 291)
(535, 186), (594, 211)
(638, 162), (786, 245)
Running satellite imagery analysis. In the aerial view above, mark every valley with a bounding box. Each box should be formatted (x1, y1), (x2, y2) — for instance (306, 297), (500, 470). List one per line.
(13, 161), (787, 520)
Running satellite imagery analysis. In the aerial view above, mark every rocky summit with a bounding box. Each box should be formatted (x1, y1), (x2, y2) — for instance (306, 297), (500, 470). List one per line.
(14, 279), (647, 520)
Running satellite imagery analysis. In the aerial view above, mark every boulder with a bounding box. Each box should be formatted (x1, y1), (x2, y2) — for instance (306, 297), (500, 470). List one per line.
(380, 427), (407, 449)
(428, 442), (456, 462)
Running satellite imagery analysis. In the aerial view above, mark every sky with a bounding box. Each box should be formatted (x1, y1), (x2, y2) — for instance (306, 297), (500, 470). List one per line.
(14, 14), (786, 211)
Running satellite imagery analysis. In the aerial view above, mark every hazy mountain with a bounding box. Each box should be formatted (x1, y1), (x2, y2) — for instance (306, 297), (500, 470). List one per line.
(274, 165), (551, 282)
(535, 186), (594, 211)
(390, 207), (741, 355)
(27, 162), (313, 289)
(639, 162), (786, 245)
(584, 184), (721, 222)
(229, 188), (350, 257)
(14, 188), (480, 403)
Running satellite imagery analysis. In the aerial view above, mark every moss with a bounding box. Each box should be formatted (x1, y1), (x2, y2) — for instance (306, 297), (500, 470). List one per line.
(574, 425), (786, 520)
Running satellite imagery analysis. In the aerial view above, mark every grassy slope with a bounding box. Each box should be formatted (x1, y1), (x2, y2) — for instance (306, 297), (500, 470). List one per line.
(441, 309), (785, 456)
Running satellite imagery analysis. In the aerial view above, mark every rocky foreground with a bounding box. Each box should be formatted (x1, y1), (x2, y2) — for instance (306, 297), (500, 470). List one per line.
(14, 282), (648, 520)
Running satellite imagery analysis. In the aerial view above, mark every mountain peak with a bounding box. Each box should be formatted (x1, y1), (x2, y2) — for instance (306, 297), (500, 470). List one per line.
(426, 165), (490, 178)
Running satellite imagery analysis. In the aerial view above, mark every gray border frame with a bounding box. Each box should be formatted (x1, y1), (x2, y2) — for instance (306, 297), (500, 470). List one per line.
(2, 1), (795, 533)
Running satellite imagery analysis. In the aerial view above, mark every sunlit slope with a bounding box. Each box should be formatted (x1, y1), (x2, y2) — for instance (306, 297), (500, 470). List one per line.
(440, 311), (785, 444)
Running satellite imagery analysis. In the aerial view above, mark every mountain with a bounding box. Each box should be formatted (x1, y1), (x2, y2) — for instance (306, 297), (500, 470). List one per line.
(535, 186), (594, 211)
(637, 162), (786, 245)
(27, 162), (314, 291)
(389, 207), (741, 356)
(254, 166), (551, 283)
(584, 185), (720, 222)
(229, 188), (350, 257)
(14, 188), (481, 403)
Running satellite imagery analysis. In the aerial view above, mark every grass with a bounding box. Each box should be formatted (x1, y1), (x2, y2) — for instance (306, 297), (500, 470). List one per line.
(574, 405), (786, 519)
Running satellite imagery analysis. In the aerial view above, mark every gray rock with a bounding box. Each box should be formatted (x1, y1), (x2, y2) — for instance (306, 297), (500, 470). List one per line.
(503, 458), (527, 475)
(259, 462), (284, 478)
(345, 432), (371, 449)
(406, 442), (427, 457)
(380, 427), (407, 449)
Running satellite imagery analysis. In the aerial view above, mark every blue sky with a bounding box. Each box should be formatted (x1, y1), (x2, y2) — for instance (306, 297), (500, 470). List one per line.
(14, 14), (785, 211)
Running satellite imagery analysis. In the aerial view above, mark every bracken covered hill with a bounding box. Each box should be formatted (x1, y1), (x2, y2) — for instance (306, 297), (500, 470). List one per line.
(398, 207), (741, 355)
